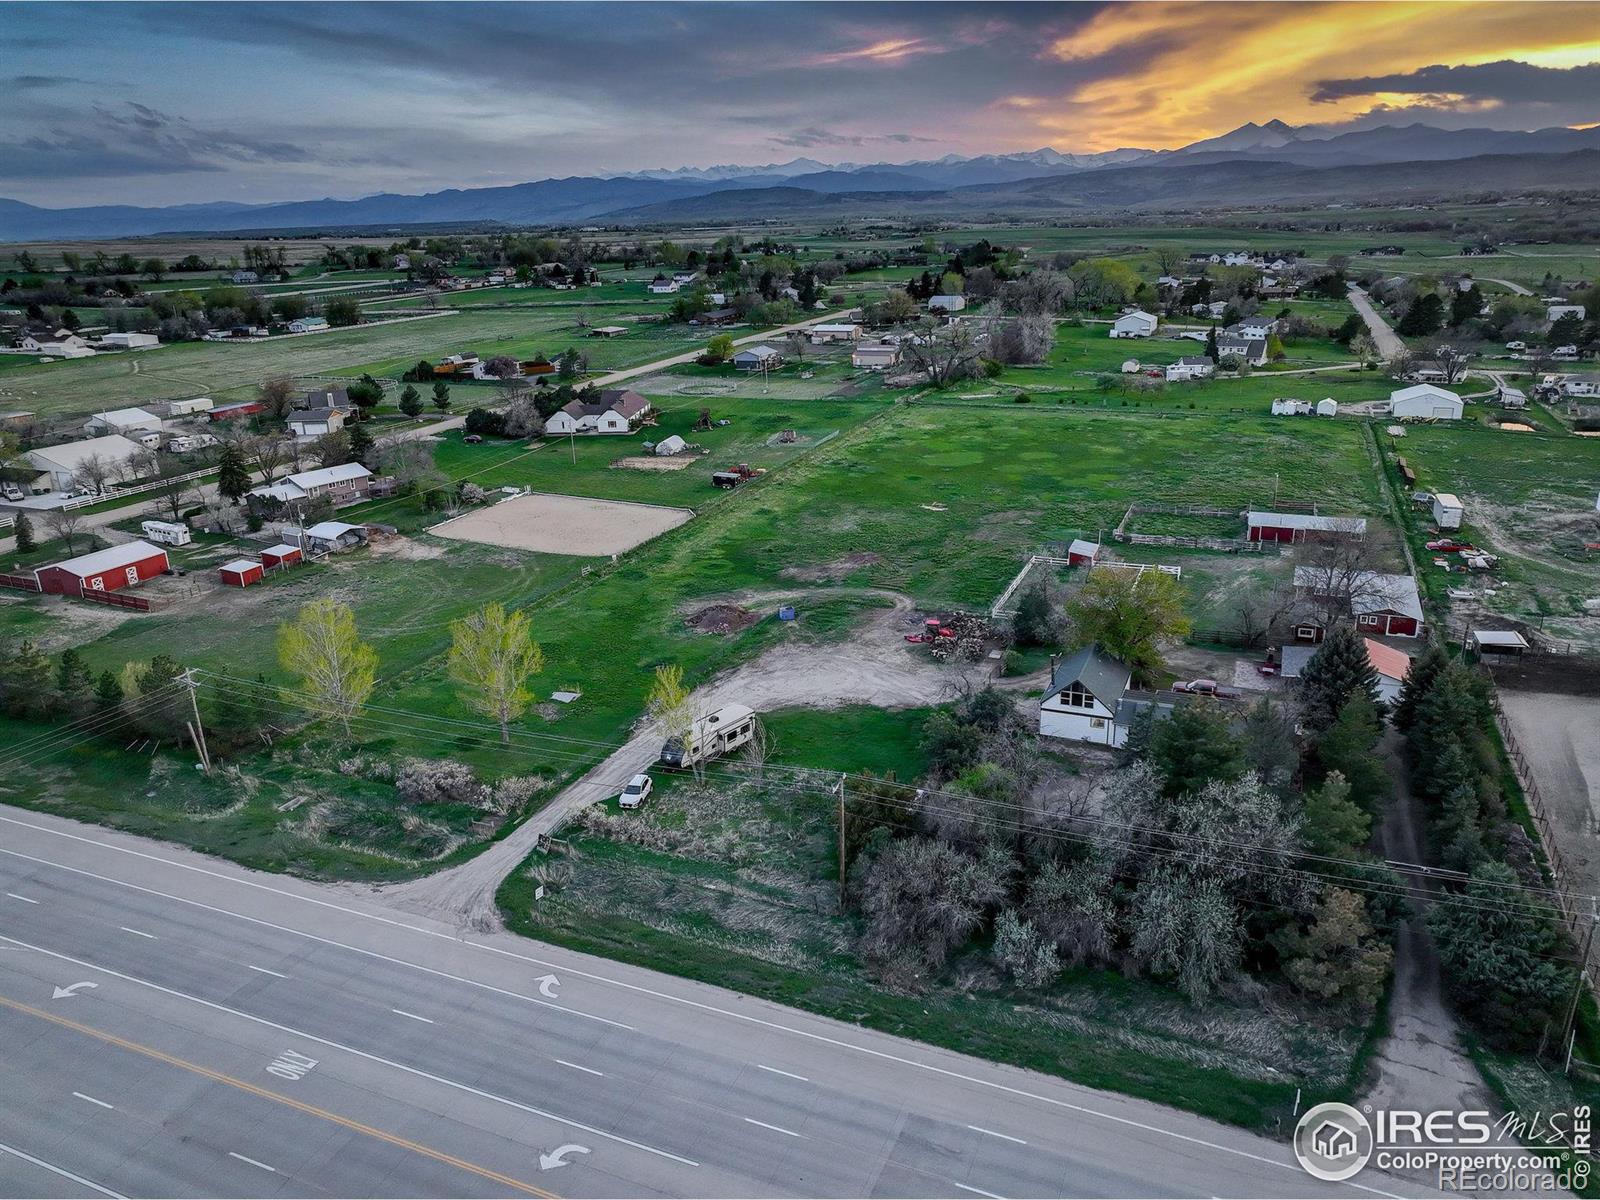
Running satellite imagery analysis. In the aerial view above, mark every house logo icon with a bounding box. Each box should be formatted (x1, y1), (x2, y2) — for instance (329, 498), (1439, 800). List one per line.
(1294, 1102), (1374, 1182)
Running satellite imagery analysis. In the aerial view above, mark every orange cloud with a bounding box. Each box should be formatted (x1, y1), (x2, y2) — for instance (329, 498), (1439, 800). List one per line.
(1018, 1), (1599, 150)
(809, 38), (932, 66)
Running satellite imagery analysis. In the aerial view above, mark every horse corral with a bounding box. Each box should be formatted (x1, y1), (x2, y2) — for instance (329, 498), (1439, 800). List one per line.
(429, 492), (693, 557)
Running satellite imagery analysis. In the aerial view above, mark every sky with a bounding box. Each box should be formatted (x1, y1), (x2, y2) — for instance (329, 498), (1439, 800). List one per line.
(3, 1), (1597, 208)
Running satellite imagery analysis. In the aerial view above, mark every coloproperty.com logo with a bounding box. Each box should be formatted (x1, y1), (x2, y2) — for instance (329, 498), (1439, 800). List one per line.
(1293, 1101), (1591, 1191)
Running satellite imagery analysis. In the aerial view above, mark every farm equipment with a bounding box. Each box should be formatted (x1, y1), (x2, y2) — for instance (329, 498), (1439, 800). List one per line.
(712, 463), (763, 489)
(909, 613), (994, 661)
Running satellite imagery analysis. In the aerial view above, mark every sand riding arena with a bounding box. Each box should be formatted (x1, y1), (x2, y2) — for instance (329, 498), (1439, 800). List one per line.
(429, 492), (694, 556)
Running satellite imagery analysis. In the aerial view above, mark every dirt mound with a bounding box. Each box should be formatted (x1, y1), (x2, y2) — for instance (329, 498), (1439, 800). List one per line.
(686, 603), (760, 635)
(780, 552), (881, 582)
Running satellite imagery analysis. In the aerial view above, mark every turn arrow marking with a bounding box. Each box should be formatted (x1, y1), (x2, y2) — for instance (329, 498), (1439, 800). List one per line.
(52, 982), (98, 1000)
(536, 975), (560, 1000)
(538, 1144), (589, 1171)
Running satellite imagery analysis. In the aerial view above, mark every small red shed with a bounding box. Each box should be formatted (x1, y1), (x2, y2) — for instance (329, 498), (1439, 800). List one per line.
(218, 558), (264, 588)
(1067, 538), (1101, 566)
(260, 543), (303, 570)
(35, 540), (169, 597)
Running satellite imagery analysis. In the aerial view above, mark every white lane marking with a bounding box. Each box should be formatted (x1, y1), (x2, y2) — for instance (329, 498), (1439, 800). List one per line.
(119, 927), (156, 940)
(72, 1092), (113, 1109)
(967, 1125), (1027, 1146)
(554, 1059), (603, 1077)
(246, 965), (287, 978)
(755, 1064), (808, 1082)
(5, 892), (38, 904)
(743, 1117), (802, 1138)
(0, 933), (698, 1168)
(0, 1139), (126, 1198)
(956, 1184), (1005, 1199)
(227, 1152), (276, 1173)
(0, 825), (1392, 1197)
(391, 1008), (434, 1024)
(0, 843), (631, 1031)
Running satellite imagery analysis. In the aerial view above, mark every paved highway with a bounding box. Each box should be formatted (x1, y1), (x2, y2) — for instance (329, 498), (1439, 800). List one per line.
(0, 806), (1422, 1199)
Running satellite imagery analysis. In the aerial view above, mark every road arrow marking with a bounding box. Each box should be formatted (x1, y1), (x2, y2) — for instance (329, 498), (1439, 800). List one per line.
(52, 982), (98, 1000)
(538, 1144), (590, 1171)
(536, 975), (560, 1000)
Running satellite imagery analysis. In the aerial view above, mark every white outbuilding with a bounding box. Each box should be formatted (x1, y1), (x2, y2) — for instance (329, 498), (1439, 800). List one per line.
(1389, 383), (1463, 420)
(1109, 310), (1158, 338)
(1316, 398), (1338, 417)
(1432, 493), (1464, 529)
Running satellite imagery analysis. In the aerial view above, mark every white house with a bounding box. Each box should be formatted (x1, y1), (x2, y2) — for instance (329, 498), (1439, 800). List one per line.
(646, 276), (679, 295)
(1559, 374), (1600, 398)
(543, 389), (650, 436)
(1109, 310), (1158, 339)
(1165, 357), (1215, 382)
(1217, 335), (1268, 366)
(1038, 646), (1172, 747)
(29, 330), (95, 358)
(851, 342), (902, 371)
(287, 316), (329, 334)
(1229, 317), (1278, 340)
(1548, 304), (1586, 323)
(248, 462), (373, 507)
(809, 323), (862, 344)
(927, 295), (967, 314)
(672, 272), (699, 287)
(24, 435), (152, 492)
(1432, 492), (1464, 529)
(1389, 383), (1463, 420)
(83, 407), (163, 436)
(100, 332), (160, 350)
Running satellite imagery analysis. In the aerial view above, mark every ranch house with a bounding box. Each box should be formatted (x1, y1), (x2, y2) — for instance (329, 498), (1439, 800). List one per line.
(544, 389), (650, 436)
(1165, 357), (1215, 382)
(851, 342), (902, 371)
(248, 462), (373, 510)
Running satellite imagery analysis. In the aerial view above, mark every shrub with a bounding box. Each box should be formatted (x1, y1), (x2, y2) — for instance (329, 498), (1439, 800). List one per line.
(394, 758), (488, 809)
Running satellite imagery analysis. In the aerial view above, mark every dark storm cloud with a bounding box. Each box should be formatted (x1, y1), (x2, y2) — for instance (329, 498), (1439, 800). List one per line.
(1311, 60), (1600, 106)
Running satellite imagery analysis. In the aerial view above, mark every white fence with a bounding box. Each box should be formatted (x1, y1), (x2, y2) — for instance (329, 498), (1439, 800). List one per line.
(60, 466), (216, 511)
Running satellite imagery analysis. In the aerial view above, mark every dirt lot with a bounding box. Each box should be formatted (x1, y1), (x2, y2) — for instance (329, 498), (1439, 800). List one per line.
(610, 455), (695, 472)
(427, 491), (693, 557)
(1497, 688), (1600, 897)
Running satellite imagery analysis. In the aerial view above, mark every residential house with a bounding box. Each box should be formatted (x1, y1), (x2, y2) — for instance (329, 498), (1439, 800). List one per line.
(1291, 566), (1424, 639)
(731, 345), (783, 372)
(647, 276), (679, 294)
(693, 307), (738, 327)
(287, 407), (347, 438)
(24, 435), (151, 492)
(247, 462), (373, 510)
(672, 272), (699, 287)
(1389, 383), (1463, 420)
(1559, 374), (1600, 398)
(1038, 646), (1172, 748)
(1216, 334), (1268, 366)
(1109, 310), (1158, 338)
(1191, 300), (1228, 319)
(83, 407), (163, 436)
(1228, 317), (1278, 340)
(543, 389), (651, 436)
(301, 388), (353, 412)
(808, 323), (862, 344)
(1165, 356), (1215, 382)
(287, 316), (329, 334)
(1279, 638), (1410, 706)
(851, 342), (902, 371)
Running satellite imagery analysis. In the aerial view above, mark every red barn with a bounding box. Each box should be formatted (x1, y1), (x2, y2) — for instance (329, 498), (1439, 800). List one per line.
(260, 543), (302, 570)
(35, 540), (168, 597)
(1293, 566), (1424, 640)
(218, 559), (264, 588)
(209, 401), (265, 422)
(1247, 511), (1367, 543)
(1067, 538), (1101, 566)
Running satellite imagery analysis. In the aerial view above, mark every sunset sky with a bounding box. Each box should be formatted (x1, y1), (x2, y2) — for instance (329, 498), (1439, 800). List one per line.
(4, 1), (1597, 206)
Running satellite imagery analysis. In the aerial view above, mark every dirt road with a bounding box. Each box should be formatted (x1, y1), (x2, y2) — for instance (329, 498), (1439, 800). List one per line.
(1347, 286), (1406, 361)
(374, 589), (977, 931)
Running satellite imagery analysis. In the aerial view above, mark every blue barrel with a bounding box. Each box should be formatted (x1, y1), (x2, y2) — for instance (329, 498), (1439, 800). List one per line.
(778, 605), (796, 621)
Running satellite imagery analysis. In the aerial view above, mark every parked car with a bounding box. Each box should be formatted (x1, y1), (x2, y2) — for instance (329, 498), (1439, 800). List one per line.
(618, 773), (653, 809)
(463, 434), (484, 444)
(1172, 678), (1239, 698)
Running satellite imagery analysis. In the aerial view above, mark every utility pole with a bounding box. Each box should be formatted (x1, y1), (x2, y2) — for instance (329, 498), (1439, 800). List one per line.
(1559, 901), (1597, 1066)
(836, 773), (848, 913)
(178, 668), (211, 774)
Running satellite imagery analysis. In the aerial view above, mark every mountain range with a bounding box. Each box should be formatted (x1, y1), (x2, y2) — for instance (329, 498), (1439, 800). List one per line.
(4, 121), (1599, 241)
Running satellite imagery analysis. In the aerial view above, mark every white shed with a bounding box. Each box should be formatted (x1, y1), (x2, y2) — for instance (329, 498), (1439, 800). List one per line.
(1316, 398), (1338, 417)
(654, 434), (687, 456)
(1431, 493), (1464, 529)
(1390, 383), (1463, 420)
(1109, 311), (1158, 338)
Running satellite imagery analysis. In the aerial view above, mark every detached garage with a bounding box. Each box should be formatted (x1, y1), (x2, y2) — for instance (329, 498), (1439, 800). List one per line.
(260, 544), (303, 570)
(35, 541), (169, 597)
(218, 559), (264, 588)
(1390, 384), (1463, 420)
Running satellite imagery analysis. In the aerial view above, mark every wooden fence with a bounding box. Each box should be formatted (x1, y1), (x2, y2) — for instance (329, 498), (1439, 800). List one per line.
(75, 589), (151, 612)
(0, 573), (40, 592)
(1111, 501), (1274, 553)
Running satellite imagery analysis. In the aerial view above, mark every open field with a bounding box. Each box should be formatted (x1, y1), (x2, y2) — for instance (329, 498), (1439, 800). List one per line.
(430, 491), (694, 556)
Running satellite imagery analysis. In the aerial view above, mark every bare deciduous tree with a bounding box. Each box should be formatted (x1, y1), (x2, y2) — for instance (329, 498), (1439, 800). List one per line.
(1424, 341), (1471, 385)
(1294, 523), (1390, 631)
(242, 434), (291, 483)
(44, 508), (86, 554)
(901, 319), (982, 387)
(69, 453), (114, 496)
(741, 717), (774, 786)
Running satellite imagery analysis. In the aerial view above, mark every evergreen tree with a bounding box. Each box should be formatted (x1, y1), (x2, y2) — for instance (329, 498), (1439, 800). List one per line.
(1204, 325), (1219, 361)
(1011, 581), (1056, 648)
(56, 648), (93, 706)
(217, 444), (252, 503)
(431, 381), (451, 411)
(1241, 699), (1298, 795)
(1297, 626), (1379, 732)
(12, 512), (34, 553)
(1450, 284), (1482, 327)
(1396, 293), (1445, 337)
(1392, 642), (1448, 732)
(94, 669), (124, 709)
(347, 420), (375, 469)
(398, 384), (423, 418)
(0, 640), (56, 718)
(1302, 772), (1371, 857)
(1314, 695), (1390, 812)
(1149, 704), (1243, 798)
